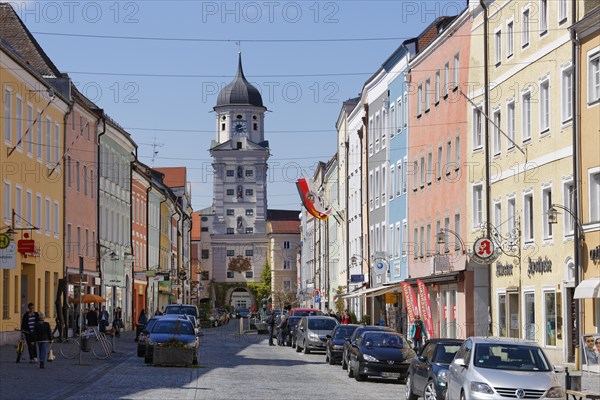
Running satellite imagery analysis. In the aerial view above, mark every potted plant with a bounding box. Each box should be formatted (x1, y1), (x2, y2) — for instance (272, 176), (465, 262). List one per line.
(153, 338), (195, 367)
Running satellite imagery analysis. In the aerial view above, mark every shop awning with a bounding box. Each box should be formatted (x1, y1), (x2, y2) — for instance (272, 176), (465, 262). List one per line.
(574, 277), (600, 299)
(341, 286), (387, 299)
(365, 283), (403, 298)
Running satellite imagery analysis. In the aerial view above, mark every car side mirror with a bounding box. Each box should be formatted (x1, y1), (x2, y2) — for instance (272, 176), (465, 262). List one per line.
(326, 334), (332, 339)
(351, 340), (357, 347)
(299, 326), (304, 331)
(418, 355), (428, 362)
(453, 358), (467, 367)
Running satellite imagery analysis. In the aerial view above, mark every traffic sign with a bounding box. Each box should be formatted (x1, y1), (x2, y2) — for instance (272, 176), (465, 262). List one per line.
(0, 234), (9, 249)
(314, 294), (320, 303)
(312, 289), (320, 297)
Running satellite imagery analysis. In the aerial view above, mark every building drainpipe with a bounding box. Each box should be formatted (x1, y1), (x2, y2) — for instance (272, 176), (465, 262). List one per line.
(145, 184), (151, 315)
(129, 155), (136, 329)
(362, 103), (374, 323)
(345, 140), (350, 297)
(480, 0), (492, 335)
(96, 113), (106, 297)
(569, 1), (581, 366)
(356, 126), (364, 320)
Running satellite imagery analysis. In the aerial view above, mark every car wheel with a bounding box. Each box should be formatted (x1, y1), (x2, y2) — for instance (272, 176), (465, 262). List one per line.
(354, 371), (366, 382)
(303, 341), (310, 354)
(295, 342), (302, 352)
(144, 350), (152, 364)
(347, 361), (354, 378)
(405, 374), (418, 400)
(424, 380), (437, 400)
(328, 351), (336, 365)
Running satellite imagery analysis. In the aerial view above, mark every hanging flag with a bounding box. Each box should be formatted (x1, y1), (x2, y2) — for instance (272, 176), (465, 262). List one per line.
(401, 282), (419, 323)
(417, 279), (435, 338)
(296, 177), (331, 220)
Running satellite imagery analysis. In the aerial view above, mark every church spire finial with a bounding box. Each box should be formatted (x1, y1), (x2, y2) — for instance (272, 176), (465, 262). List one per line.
(237, 51), (245, 80)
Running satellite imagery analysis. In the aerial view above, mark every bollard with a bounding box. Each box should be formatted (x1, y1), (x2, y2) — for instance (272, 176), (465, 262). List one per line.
(565, 367), (570, 390)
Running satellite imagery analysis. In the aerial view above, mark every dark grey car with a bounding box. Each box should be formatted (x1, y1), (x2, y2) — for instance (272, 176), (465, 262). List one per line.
(295, 316), (338, 354)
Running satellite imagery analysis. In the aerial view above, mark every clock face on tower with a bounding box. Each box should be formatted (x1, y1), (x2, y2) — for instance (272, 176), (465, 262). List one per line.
(233, 120), (247, 136)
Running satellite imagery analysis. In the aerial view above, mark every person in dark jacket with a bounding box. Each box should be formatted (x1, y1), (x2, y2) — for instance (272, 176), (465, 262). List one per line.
(20, 302), (39, 363)
(98, 306), (110, 333)
(277, 315), (288, 346)
(33, 312), (53, 369)
(136, 309), (148, 341)
(266, 311), (276, 346)
(86, 307), (99, 331)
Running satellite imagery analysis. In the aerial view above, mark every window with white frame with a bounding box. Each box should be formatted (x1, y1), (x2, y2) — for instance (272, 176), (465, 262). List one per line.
(45, 198), (50, 233)
(417, 84), (423, 116)
(437, 145), (443, 180)
(45, 118), (51, 164)
(420, 156), (425, 187)
(589, 50), (600, 104)
(562, 67), (573, 122)
(369, 171), (374, 209)
(446, 141), (452, 175)
(507, 21), (514, 57)
(558, 0), (567, 23)
(283, 279), (291, 291)
(524, 193), (534, 242)
(368, 118), (373, 156)
(26, 190), (32, 225)
(375, 113), (380, 153)
(522, 8), (530, 48)
(454, 214), (461, 250)
(382, 108), (387, 149)
(507, 101), (515, 148)
(389, 165), (395, 200)
(403, 93), (408, 127)
(473, 107), (483, 149)
(66, 224), (72, 255)
(390, 104), (396, 138)
(53, 201), (59, 236)
(427, 152), (432, 184)
(493, 109), (501, 155)
(419, 226), (424, 257)
(544, 290), (557, 346)
(395, 223), (401, 258)
(540, 80), (550, 133)
(375, 168), (380, 208)
(443, 62), (449, 97)
(36, 111), (42, 160)
(507, 198), (516, 236)
(444, 217), (450, 252)
(54, 124), (59, 168)
(522, 91), (532, 141)
(494, 201), (502, 228)
(590, 170), (600, 222)
(413, 228), (419, 259)
(4, 89), (12, 144)
(524, 291), (536, 340)
(435, 70), (440, 104)
(498, 292), (507, 336)
(35, 194), (41, 232)
(283, 241), (290, 249)
(495, 28), (502, 65)
(396, 161), (402, 195)
(563, 180), (575, 235)
(402, 221), (408, 256)
(26, 104), (33, 155)
(403, 159), (408, 193)
(425, 79), (431, 111)
(426, 224), (431, 256)
(413, 161), (418, 191)
(540, 0), (548, 34)
(473, 184), (483, 228)
(455, 136), (460, 167)
(453, 54), (460, 89)
(15, 186), (22, 226)
(3, 182), (11, 223)
(15, 96), (22, 150)
(381, 164), (387, 205)
(542, 187), (553, 239)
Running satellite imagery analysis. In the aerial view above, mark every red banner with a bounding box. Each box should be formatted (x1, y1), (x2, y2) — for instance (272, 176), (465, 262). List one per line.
(417, 279), (434, 338)
(402, 282), (419, 324)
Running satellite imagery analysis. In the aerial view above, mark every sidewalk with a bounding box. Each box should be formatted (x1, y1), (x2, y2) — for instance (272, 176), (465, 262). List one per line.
(0, 331), (137, 400)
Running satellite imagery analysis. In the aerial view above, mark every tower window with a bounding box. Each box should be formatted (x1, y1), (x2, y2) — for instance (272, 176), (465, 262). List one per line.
(221, 123), (225, 131)
(237, 142), (242, 149)
(253, 123), (258, 131)
(252, 115), (257, 120)
(236, 114), (243, 119)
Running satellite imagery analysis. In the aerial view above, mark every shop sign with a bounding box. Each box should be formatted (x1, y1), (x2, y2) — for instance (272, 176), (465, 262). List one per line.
(590, 245), (600, 263)
(0, 242), (16, 269)
(496, 262), (514, 277)
(385, 293), (397, 304)
(527, 256), (552, 277)
(350, 274), (364, 283)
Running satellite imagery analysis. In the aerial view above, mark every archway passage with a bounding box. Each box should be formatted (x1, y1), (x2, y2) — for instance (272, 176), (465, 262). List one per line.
(229, 287), (253, 309)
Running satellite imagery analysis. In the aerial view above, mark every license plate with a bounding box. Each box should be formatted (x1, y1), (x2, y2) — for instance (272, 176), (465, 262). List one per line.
(381, 372), (400, 378)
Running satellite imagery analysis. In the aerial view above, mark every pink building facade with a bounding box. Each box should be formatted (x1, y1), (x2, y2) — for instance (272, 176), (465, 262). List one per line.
(407, 12), (475, 339)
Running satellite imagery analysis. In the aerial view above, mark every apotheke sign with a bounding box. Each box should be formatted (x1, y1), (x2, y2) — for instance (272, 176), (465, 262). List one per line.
(527, 256), (552, 277)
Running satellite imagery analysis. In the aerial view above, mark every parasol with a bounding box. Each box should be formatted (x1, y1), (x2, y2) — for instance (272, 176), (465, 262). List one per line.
(72, 294), (107, 304)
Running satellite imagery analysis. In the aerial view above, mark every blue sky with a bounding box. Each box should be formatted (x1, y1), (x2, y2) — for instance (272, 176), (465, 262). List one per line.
(12, 0), (465, 210)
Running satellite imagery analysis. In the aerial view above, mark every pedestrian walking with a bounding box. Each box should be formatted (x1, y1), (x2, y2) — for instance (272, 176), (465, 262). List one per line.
(409, 315), (428, 353)
(98, 306), (110, 333)
(136, 309), (148, 341)
(113, 307), (123, 337)
(266, 311), (276, 346)
(86, 306), (99, 331)
(33, 312), (52, 369)
(277, 315), (288, 346)
(341, 310), (352, 324)
(20, 302), (39, 363)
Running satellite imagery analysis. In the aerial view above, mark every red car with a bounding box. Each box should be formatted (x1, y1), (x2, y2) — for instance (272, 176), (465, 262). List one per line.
(289, 308), (323, 317)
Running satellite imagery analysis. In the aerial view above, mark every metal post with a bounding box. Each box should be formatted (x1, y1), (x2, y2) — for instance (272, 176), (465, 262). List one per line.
(78, 256), (84, 365)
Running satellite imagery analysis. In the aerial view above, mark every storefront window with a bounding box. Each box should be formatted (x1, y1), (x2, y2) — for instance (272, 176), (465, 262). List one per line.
(440, 288), (458, 338)
(525, 292), (536, 340)
(508, 292), (519, 338)
(498, 293), (507, 337)
(544, 291), (557, 346)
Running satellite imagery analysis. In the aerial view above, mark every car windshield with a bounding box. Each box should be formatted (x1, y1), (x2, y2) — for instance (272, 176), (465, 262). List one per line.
(145, 318), (159, 332)
(165, 306), (197, 317)
(308, 318), (337, 330)
(334, 325), (359, 339)
(474, 344), (552, 371)
(288, 318), (301, 328)
(361, 333), (404, 348)
(433, 344), (461, 363)
(152, 320), (194, 335)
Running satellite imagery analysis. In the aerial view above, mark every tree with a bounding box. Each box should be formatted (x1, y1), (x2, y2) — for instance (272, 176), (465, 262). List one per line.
(247, 260), (271, 306)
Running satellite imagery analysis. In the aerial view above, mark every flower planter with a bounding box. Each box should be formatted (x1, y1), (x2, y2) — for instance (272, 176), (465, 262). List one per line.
(152, 346), (194, 367)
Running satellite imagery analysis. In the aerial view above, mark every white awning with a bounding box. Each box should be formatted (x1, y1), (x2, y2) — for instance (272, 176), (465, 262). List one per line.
(574, 277), (600, 299)
(342, 286), (389, 299)
(365, 283), (403, 298)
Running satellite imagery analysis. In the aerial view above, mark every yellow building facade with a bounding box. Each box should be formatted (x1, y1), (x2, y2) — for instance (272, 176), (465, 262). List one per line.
(1, 44), (68, 341)
(467, 0), (576, 364)
(572, 4), (600, 336)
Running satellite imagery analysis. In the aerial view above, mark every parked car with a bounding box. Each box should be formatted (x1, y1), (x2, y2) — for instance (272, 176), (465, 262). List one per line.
(137, 316), (161, 357)
(235, 308), (251, 318)
(347, 330), (415, 382)
(341, 325), (394, 370)
(143, 315), (199, 365)
(405, 338), (463, 400)
(289, 308), (323, 317)
(445, 337), (564, 400)
(295, 316), (339, 354)
(286, 316), (302, 347)
(326, 324), (360, 365)
(164, 304), (200, 327)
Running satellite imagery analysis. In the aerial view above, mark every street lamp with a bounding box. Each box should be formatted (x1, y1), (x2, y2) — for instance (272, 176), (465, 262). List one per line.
(548, 204), (585, 239)
(437, 228), (467, 255)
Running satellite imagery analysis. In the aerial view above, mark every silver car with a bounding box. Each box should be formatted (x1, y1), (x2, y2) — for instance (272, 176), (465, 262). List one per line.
(295, 316), (338, 354)
(445, 337), (564, 400)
